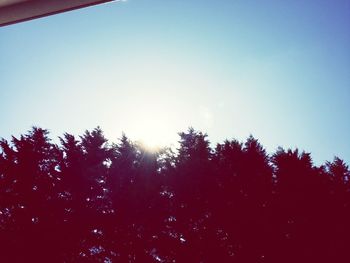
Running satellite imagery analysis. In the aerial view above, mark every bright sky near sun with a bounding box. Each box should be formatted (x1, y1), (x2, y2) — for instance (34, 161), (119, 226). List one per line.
(0, 0), (349, 164)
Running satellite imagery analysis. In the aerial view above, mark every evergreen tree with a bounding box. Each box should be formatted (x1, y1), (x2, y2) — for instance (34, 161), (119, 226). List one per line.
(1, 126), (349, 262)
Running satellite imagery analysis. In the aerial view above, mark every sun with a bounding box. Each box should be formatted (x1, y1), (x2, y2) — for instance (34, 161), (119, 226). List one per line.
(138, 130), (167, 151)
(125, 108), (179, 152)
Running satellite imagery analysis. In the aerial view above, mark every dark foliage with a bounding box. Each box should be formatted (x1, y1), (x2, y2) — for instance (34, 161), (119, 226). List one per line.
(0, 127), (349, 262)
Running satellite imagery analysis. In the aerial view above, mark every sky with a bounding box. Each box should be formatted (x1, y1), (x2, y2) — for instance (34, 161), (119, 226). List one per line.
(0, 0), (349, 165)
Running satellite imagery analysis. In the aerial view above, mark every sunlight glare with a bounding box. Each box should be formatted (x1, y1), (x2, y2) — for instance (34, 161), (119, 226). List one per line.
(125, 106), (179, 152)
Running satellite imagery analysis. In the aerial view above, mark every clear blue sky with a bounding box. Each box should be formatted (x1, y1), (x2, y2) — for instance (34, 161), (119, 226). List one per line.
(1, 0), (349, 165)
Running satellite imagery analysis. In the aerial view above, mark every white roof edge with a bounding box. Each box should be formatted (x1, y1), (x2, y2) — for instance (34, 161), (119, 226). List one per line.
(0, 0), (114, 27)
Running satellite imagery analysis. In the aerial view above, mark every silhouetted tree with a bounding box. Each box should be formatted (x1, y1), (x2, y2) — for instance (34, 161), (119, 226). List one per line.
(1, 126), (349, 263)
(0, 127), (61, 261)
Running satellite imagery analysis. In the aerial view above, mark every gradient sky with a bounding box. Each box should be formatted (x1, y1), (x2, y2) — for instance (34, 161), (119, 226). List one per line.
(1, 0), (349, 164)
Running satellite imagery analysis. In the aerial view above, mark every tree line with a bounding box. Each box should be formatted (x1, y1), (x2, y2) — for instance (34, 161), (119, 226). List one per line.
(0, 127), (349, 262)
